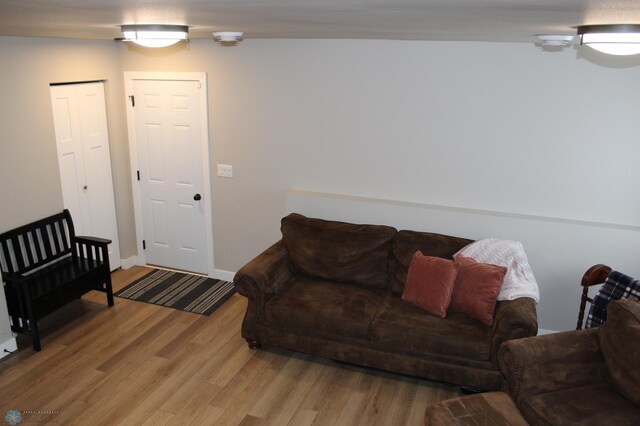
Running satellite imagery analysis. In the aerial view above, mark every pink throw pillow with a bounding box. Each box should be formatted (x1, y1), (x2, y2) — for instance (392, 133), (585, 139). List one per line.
(450, 256), (507, 325)
(402, 251), (459, 318)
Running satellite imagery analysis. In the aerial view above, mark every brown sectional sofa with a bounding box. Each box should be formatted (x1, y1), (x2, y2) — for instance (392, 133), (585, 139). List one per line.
(234, 213), (538, 390)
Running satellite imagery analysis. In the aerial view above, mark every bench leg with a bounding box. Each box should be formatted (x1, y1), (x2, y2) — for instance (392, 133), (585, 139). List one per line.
(105, 273), (114, 307)
(23, 286), (42, 351)
(31, 326), (42, 352)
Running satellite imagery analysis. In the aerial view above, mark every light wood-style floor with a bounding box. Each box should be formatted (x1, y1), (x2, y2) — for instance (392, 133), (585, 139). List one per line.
(0, 266), (461, 425)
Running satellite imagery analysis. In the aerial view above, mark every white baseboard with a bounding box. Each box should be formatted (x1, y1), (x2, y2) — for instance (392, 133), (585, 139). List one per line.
(120, 256), (139, 270)
(0, 336), (17, 359)
(537, 328), (559, 335)
(212, 269), (236, 282)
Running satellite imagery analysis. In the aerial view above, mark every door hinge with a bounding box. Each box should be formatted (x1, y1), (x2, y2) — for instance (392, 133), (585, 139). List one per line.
(142, 240), (146, 250)
(136, 170), (140, 181)
(129, 95), (135, 107)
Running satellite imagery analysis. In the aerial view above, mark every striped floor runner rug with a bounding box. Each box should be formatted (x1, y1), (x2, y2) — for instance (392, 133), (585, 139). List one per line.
(115, 269), (235, 316)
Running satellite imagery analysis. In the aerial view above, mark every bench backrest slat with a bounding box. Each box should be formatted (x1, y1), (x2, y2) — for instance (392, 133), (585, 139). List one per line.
(0, 210), (76, 276)
(0, 239), (12, 274)
(32, 229), (46, 263)
(53, 220), (65, 253)
(23, 231), (38, 267)
(10, 236), (26, 272)
(39, 225), (54, 259)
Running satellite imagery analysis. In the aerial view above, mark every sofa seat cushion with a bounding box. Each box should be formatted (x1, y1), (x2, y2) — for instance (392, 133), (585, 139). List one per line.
(520, 383), (640, 426)
(281, 213), (396, 289)
(371, 296), (492, 360)
(264, 276), (386, 341)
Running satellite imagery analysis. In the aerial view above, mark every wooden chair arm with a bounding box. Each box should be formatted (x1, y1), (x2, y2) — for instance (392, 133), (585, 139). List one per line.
(576, 264), (612, 330)
(581, 264), (611, 287)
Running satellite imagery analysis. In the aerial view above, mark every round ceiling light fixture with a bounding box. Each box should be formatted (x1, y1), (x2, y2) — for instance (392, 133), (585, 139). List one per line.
(577, 24), (640, 56)
(120, 24), (189, 48)
(212, 31), (244, 45)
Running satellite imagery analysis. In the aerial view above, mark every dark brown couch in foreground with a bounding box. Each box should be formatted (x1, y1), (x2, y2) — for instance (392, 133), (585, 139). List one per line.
(498, 298), (640, 425)
(234, 213), (538, 390)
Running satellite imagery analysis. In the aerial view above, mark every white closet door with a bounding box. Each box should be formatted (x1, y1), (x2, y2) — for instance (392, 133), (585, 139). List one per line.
(50, 82), (121, 270)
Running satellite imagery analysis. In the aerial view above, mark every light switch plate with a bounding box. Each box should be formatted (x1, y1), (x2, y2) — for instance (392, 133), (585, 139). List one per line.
(217, 164), (233, 178)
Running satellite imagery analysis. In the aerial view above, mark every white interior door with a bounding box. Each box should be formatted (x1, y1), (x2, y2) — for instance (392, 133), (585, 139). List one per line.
(132, 79), (208, 274)
(50, 82), (121, 270)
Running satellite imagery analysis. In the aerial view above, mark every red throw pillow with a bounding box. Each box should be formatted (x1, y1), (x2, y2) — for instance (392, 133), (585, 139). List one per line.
(402, 251), (459, 318)
(450, 256), (507, 325)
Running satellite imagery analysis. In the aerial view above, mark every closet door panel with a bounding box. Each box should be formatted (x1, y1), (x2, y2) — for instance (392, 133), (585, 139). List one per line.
(50, 82), (121, 270)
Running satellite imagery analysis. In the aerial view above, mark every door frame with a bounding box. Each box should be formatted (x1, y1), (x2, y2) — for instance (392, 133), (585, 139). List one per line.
(124, 72), (215, 278)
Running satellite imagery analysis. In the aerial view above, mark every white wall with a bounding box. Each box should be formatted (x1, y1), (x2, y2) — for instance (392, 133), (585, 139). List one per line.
(119, 39), (640, 331)
(119, 40), (640, 267)
(2, 37), (639, 333)
(0, 36), (135, 258)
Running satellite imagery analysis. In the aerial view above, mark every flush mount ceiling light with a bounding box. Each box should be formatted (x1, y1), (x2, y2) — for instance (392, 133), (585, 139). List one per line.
(212, 31), (244, 44)
(577, 24), (640, 55)
(120, 24), (189, 48)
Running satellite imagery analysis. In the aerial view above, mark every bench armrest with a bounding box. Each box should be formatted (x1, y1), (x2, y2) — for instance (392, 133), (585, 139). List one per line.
(490, 297), (538, 365)
(233, 240), (296, 341)
(498, 328), (608, 405)
(74, 236), (112, 246)
(73, 236), (112, 268)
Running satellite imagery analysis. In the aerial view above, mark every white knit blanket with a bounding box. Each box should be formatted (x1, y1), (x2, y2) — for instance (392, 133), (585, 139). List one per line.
(454, 238), (540, 303)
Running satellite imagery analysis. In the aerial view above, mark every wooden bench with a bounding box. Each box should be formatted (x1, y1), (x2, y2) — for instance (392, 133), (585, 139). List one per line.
(0, 209), (114, 351)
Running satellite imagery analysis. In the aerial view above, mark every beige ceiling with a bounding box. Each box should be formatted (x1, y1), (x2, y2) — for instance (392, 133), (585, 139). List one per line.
(0, 0), (639, 43)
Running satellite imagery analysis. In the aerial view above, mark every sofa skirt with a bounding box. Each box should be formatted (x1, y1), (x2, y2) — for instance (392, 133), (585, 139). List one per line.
(255, 326), (503, 390)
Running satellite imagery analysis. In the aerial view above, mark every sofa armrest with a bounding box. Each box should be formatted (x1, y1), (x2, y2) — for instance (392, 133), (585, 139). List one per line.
(489, 298), (538, 365)
(498, 328), (608, 406)
(234, 240), (294, 298)
(233, 240), (296, 342)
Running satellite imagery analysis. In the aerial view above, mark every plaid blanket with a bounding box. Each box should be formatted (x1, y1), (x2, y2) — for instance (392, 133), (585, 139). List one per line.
(586, 270), (640, 328)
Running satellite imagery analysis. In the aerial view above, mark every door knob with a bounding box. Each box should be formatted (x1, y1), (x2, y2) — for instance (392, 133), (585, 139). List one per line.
(193, 193), (202, 201)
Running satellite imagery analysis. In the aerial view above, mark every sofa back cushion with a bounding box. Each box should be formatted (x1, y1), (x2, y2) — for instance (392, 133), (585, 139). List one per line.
(281, 213), (397, 289)
(391, 230), (473, 296)
(598, 297), (640, 405)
